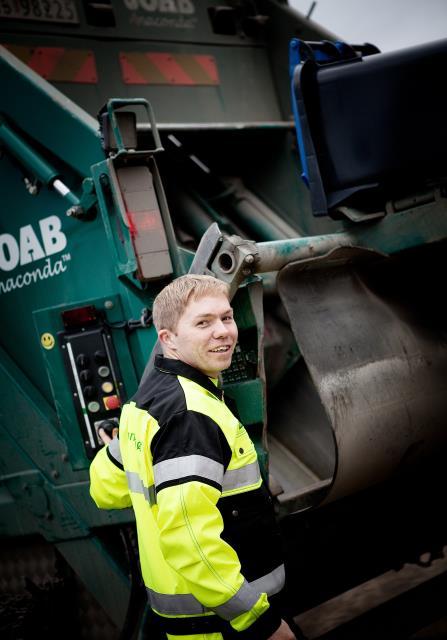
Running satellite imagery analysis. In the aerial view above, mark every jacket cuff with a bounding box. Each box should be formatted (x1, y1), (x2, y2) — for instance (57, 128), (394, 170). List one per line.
(236, 605), (282, 639)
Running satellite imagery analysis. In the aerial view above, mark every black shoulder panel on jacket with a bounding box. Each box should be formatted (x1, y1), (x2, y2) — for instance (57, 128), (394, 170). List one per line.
(132, 367), (186, 425)
(151, 410), (232, 470)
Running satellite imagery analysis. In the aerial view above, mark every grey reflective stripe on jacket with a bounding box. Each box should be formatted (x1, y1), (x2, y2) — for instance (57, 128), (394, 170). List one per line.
(108, 437), (122, 465)
(153, 454), (224, 488)
(249, 563), (285, 597)
(147, 588), (206, 616)
(146, 564), (285, 618)
(126, 471), (157, 506)
(212, 578), (260, 620)
(222, 461), (261, 493)
(153, 455), (261, 494)
(126, 456), (261, 508)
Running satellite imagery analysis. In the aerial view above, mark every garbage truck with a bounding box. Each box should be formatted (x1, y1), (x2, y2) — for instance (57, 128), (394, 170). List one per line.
(1, 1), (447, 637)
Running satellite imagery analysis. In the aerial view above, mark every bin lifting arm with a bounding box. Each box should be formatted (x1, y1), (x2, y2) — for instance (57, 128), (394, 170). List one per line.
(195, 223), (377, 298)
(198, 191), (447, 296)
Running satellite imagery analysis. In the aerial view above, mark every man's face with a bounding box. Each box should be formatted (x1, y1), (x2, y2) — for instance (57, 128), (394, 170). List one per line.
(160, 294), (238, 378)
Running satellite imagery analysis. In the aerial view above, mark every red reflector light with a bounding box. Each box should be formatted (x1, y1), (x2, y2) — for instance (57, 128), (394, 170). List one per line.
(127, 210), (162, 235)
(62, 305), (98, 328)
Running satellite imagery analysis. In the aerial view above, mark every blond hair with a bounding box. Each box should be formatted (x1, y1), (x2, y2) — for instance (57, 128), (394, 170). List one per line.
(153, 275), (230, 332)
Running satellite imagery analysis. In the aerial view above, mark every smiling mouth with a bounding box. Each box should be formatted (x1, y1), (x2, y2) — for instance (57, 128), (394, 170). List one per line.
(209, 346), (232, 353)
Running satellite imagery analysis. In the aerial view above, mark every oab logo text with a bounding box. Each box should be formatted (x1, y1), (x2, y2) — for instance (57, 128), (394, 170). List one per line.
(123, 0), (195, 13)
(0, 215), (67, 272)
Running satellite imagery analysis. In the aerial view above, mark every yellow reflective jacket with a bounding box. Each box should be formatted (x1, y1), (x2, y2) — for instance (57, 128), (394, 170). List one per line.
(90, 355), (284, 638)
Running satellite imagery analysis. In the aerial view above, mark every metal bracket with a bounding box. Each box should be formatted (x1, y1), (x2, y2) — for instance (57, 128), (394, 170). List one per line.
(66, 177), (97, 219)
(188, 222), (223, 275)
(209, 233), (259, 298)
(102, 98), (163, 159)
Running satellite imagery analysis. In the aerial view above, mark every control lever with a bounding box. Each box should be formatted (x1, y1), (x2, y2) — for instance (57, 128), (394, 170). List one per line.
(96, 418), (119, 444)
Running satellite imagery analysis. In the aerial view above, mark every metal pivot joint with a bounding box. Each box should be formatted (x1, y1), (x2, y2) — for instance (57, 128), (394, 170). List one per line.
(210, 234), (259, 298)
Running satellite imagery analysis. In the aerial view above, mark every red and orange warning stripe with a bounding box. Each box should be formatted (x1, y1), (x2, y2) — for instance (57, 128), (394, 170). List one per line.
(4, 44), (98, 83)
(4, 44), (220, 86)
(119, 52), (219, 86)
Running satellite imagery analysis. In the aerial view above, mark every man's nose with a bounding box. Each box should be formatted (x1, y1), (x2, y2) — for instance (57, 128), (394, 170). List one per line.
(213, 320), (230, 337)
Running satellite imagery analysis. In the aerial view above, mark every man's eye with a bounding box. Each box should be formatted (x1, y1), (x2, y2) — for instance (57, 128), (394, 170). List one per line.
(223, 315), (233, 322)
(197, 320), (207, 327)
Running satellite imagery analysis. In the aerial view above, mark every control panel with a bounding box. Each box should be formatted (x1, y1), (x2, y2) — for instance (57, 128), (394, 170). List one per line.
(221, 332), (258, 385)
(58, 305), (125, 459)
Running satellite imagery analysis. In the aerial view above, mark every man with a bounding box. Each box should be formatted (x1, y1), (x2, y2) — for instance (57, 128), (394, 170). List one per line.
(90, 274), (297, 639)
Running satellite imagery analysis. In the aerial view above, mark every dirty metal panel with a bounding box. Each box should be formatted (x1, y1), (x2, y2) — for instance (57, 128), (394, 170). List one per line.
(277, 241), (447, 505)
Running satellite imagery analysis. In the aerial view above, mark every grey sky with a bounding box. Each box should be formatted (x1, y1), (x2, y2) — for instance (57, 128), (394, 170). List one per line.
(289, 0), (447, 52)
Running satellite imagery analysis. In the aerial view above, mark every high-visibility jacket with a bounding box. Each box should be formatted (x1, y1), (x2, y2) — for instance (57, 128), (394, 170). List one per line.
(90, 355), (285, 638)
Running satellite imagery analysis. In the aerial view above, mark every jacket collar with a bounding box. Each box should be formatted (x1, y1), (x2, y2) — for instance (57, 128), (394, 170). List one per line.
(154, 354), (224, 401)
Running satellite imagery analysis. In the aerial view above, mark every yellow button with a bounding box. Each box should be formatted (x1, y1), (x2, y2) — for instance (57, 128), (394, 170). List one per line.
(102, 381), (114, 393)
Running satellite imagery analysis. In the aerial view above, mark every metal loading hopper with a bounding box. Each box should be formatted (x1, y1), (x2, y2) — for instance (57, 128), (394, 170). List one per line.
(269, 241), (447, 512)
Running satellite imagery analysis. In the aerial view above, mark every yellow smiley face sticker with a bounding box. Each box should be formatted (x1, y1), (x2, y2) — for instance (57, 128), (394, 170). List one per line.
(41, 332), (55, 350)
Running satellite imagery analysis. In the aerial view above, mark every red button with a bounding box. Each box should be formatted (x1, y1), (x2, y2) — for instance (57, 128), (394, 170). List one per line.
(103, 395), (121, 410)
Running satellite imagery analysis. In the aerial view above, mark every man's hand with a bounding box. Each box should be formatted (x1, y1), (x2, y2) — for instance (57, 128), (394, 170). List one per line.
(268, 619), (296, 639)
(98, 426), (118, 445)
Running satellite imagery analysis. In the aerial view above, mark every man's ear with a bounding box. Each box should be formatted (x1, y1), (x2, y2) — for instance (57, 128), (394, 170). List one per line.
(158, 329), (177, 350)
